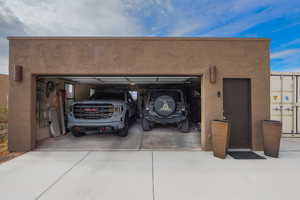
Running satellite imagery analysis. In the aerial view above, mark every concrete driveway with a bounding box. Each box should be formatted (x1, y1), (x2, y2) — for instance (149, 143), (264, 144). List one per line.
(1, 149), (300, 200)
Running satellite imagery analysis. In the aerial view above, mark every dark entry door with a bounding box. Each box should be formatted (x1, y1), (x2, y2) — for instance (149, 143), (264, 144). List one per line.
(223, 79), (250, 148)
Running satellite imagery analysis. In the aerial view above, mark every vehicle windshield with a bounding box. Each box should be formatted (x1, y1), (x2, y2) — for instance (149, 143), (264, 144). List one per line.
(90, 92), (125, 100)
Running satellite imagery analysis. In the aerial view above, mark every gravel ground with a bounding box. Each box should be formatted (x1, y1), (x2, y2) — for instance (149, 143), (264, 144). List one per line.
(0, 122), (23, 164)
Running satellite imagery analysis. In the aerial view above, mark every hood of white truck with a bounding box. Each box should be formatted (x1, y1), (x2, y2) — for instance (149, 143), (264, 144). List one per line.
(72, 100), (125, 105)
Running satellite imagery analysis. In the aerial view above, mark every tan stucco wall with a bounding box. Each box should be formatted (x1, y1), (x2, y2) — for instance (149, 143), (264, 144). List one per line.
(7, 37), (270, 152)
(0, 74), (8, 108)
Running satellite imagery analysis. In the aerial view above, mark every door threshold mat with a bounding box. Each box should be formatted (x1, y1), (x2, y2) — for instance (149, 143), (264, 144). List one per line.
(228, 151), (266, 159)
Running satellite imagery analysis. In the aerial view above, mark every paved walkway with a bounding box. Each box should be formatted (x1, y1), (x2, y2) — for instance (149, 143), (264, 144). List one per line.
(0, 149), (300, 200)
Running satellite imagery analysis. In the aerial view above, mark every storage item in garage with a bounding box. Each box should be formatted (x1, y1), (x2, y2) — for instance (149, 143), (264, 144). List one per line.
(48, 107), (61, 137)
(211, 120), (230, 159)
(262, 120), (282, 158)
(58, 90), (66, 135)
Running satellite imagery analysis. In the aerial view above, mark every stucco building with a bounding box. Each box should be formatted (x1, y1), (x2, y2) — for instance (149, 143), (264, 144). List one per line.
(7, 37), (270, 152)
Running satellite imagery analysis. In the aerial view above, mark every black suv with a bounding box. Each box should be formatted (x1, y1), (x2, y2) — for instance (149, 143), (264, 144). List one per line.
(141, 89), (190, 132)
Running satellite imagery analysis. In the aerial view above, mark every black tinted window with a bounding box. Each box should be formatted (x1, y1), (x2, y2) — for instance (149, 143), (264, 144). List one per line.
(90, 92), (125, 100)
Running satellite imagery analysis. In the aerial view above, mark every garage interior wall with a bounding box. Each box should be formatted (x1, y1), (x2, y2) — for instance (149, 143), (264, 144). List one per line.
(7, 37), (270, 151)
(36, 78), (94, 141)
(75, 84), (92, 101)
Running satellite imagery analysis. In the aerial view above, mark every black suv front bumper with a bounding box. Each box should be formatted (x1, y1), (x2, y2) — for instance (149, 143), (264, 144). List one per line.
(144, 111), (187, 124)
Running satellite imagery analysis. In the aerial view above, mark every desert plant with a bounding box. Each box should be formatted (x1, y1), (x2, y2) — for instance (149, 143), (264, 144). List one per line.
(0, 105), (8, 123)
(0, 126), (8, 153)
(0, 123), (8, 130)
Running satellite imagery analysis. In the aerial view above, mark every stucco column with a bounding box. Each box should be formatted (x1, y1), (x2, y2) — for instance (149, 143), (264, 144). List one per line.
(8, 70), (36, 152)
(201, 69), (223, 150)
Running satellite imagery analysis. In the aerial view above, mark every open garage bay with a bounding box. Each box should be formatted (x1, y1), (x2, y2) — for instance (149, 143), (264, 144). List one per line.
(37, 121), (201, 151)
(35, 75), (202, 151)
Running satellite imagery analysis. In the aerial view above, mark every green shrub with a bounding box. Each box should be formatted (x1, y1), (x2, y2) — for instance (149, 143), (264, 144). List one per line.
(0, 133), (8, 153)
(0, 123), (8, 130)
(0, 105), (8, 123)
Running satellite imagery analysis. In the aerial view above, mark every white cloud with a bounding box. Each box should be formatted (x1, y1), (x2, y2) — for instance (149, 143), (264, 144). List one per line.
(287, 39), (300, 46)
(169, 21), (204, 36)
(0, 0), (299, 73)
(3, 0), (142, 36)
(271, 49), (300, 59)
(279, 38), (300, 49)
(0, 58), (8, 74)
(201, 1), (299, 37)
(0, 0), (145, 74)
(125, 0), (300, 37)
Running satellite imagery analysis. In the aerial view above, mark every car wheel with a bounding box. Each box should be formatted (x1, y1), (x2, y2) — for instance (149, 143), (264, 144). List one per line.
(142, 118), (151, 131)
(71, 127), (85, 137)
(179, 119), (190, 133)
(118, 116), (129, 137)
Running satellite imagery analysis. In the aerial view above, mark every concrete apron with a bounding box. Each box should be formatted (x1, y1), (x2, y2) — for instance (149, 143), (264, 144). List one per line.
(0, 150), (300, 200)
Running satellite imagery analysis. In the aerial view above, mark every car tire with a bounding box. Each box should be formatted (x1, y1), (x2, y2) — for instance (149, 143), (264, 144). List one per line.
(142, 118), (151, 131)
(179, 119), (190, 133)
(118, 115), (129, 137)
(71, 128), (85, 137)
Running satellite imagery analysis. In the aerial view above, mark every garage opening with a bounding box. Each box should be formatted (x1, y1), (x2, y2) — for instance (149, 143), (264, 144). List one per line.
(35, 75), (202, 150)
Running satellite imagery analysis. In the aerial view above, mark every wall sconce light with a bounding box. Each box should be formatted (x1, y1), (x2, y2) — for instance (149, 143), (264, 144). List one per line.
(13, 65), (23, 82)
(209, 65), (217, 84)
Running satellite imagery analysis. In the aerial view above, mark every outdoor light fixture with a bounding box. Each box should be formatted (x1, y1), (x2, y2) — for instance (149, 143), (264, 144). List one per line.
(13, 65), (23, 82)
(209, 65), (217, 84)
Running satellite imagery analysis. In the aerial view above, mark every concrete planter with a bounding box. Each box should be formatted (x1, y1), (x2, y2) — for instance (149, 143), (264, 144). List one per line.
(262, 120), (282, 158)
(211, 120), (230, 159)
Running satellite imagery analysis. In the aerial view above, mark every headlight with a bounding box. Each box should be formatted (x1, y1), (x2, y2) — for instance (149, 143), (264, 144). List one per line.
(108, 107), (114, 113)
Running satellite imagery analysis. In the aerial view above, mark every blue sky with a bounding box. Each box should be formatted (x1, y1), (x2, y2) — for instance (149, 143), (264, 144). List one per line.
(0, 0), (299, 74)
